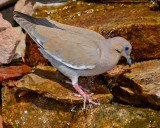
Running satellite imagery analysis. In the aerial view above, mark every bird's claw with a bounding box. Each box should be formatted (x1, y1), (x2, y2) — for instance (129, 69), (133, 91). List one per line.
(73, 84), (100, 110)
(82, 93), (100, 110)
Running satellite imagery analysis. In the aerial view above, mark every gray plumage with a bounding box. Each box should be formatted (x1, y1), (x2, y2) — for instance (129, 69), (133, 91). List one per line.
(13, 11), (132, 109)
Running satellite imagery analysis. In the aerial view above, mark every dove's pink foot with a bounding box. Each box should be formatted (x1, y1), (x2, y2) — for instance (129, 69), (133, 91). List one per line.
(73, 83), (100, 110)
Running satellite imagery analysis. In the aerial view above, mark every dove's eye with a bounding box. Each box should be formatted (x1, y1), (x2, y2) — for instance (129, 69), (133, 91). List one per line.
(125, 47), (129, 51)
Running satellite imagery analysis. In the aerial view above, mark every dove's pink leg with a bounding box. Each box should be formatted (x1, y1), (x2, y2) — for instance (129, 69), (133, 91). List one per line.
(66, 80), (90, 92)
(73, 83), (100, 110)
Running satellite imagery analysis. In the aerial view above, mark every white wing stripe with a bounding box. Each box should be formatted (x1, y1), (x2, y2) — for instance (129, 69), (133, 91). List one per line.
(44, 50), (95, 70)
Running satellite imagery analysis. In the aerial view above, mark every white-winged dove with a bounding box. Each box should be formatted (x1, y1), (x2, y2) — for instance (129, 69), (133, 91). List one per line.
(13, 11), (132, 110)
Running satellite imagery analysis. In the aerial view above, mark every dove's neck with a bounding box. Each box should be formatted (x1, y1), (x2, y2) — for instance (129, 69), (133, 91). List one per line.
(99, 38), (121, 70)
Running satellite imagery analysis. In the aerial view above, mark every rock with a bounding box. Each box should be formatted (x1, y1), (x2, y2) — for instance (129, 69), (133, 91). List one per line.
(0, 13), (20, 64)
(24, 1), (160, 66)
(0, 106), (3, 128)
(0, 0), (17, 8)
(104, 59), (160, 109)
(14, 26), (26, 60)
(2, 85), (160, 127)
(15, 65), (112, 104)
(69, 104), (160, 128)
(14, 0), (68, 15)
(150, 0), (160, 11)
(0, 62), (31, 81)
(24, 35), (48, 66)
(14, 0), (35, 15)
(14, 0), (148, 16)
(1, 3), (16, 27)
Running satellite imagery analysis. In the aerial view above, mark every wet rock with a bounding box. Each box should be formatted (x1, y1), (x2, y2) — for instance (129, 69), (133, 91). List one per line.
(14, 0), (68, 15)
(0, 13), (20, 64)
(105, 59), (160, 109)
(2, 86), (160, 127)
(0, 0), (17, 8)
(15, 65), (112, 104)
(0, 63), (31, 81)
(24, 1), (160, 66)
(14, 0), (149, 17)
(70, 104), (160, 128)
(150, 0), (160, 11)
(24, 35), (49, 66)
(0, 105), (3, 128)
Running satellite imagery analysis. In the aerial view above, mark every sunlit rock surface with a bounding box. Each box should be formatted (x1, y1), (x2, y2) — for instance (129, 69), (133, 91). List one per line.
(105, 59), (160, 109)
(14, 0), (68, 15)
(23, 1), (160, 66)
(0, 13), (20, 64)
(0, 63), (31, 80)
(2, 85), (160, 127)
(14, 0), (35, 15)
(0, 62), (31, 87)
(15, 65), (112, 104)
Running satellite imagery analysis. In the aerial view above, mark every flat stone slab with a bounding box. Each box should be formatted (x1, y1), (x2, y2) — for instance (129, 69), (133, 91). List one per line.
(107, 59), (160, 108)
(15, 66), (112, 104)
(0, 63), (31, 81)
